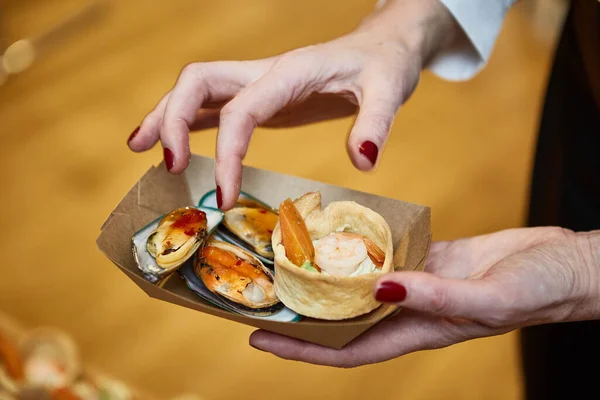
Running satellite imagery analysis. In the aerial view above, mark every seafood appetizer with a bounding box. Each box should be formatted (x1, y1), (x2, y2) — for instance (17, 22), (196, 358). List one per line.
(272, 192), (394, 320)
(193, 239), (283, 316)
(19, 328), (80, 391)
(199, 190), (278, 265)
(0, 329), (80, 396)
(220, 206), (278, 260)
(131, 206), (224, 284)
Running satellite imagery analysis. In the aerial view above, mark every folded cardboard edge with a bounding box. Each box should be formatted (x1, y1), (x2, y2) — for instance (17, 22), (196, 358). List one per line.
(96, 156), (432, 349)
(99, 165), (155, 232)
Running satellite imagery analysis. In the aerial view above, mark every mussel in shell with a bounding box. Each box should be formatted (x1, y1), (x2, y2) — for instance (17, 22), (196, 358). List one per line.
(198, 190), (278, 264)
(132, 206), (224, 283)
(195, 240), (283, 316)
(219, 206), (278, 261)
(146, 207), (207, 269)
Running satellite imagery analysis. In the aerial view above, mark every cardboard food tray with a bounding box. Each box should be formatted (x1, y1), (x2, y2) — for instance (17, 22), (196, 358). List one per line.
(96, 154), (431, 350)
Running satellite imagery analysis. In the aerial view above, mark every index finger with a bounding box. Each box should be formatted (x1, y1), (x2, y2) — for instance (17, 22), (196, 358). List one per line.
(159, 60), (270, 174)
(214, 65), (315, 210)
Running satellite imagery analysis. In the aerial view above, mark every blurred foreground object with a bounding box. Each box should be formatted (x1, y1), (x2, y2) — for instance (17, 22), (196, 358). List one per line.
(0, 0), (107, 86)
(0, 311), (206, 400)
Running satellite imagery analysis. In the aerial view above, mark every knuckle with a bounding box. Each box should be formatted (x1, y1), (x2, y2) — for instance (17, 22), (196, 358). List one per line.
(274, 47), (314, 68)
(485, 310), (516, 328)
(271, 54), (314, 94)
(219, 103), (236, 118)
(180, 62), (209, 85)
(220, 104), (243, 123)
(543, 227), (576, 243)
(430, 285), (452, 316)
(220, 103), (259, 130)
(483, 291), (519, 328)
(180, 62), (199, 77)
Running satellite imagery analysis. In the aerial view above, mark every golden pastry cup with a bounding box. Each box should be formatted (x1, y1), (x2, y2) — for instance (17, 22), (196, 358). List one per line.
(272, 192), (394, 320)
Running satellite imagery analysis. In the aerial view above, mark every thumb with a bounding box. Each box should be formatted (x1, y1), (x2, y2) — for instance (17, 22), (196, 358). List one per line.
(346, 81), (402, 171)
(374, 271), (502, 321)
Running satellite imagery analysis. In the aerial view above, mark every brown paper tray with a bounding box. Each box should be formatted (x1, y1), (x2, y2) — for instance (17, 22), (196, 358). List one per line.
(96, 154), (431, 350)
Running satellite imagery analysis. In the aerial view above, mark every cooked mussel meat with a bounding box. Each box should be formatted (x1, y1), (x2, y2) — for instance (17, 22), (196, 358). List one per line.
(146, 207), (208, 269)
(132, 206), (224, 284)
(195, 240), (282, 315)
(219, 206), (278, 260)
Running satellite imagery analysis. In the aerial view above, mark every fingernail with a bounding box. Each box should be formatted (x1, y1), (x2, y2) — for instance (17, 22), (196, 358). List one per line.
(163, 148), (174, 171)
(216, 185), (223, 209)
(250, 344), (266, 352)
(375, 281), (406, 303)
(359, 141), (379, 166)
(128, 126), (140, 143)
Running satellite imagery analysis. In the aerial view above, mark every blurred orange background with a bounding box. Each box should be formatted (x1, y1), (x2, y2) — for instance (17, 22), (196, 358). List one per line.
(0, 0), (568, 398)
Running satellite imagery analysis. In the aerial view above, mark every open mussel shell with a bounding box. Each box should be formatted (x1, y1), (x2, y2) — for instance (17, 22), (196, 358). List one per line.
(179, 247), (302, 321)
(131, 206), (224, 284)
(194, 239), (283, 316)
(198, 190), (277, 265)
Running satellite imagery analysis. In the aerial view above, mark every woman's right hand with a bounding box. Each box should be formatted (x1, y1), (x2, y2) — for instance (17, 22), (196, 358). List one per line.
(127, 0), (459, 210)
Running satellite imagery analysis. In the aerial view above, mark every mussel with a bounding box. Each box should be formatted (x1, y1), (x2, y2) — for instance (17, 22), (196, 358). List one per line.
(194, 239), (283, 316)
(132, 206), (224, 284)
(219, 206), (278, 261)
(198, 190), (278, 265)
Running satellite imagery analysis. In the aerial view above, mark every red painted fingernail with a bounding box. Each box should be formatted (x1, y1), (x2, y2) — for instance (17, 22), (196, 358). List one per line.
(128, 126), (140, 143)
(216, 186), (223, 209)
(163, 148), (174, 171)
(359, 141), (379, 166)
(375, 281), (407, 303)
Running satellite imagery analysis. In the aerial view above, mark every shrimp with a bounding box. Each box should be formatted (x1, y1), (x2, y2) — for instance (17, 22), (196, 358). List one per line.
(337, 232), (385, 268)
(313, 232), (369, 276)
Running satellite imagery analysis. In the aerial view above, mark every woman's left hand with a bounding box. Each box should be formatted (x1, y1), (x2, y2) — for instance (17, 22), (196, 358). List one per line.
(249, 227), (600, 367)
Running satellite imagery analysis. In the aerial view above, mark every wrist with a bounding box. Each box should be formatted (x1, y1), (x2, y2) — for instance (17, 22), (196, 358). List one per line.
(353, 0), (460, 68)
(577, 230), (600, 320)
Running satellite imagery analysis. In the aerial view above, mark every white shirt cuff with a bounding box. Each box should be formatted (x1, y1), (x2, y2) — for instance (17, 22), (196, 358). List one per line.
(426, 0), (516, 81)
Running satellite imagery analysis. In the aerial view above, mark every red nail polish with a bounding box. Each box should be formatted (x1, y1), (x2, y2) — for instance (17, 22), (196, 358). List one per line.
(359, 141), (379, 166)
(163, 148), (174, 171)
(216, 186), (223, 209)
(375, 281), (407, 303)
(128, 126), (140, 143)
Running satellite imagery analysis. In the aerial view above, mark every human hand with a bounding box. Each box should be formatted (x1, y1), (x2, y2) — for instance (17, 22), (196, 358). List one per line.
(127, 0), (459, 210)
(249, 227), (600, 367)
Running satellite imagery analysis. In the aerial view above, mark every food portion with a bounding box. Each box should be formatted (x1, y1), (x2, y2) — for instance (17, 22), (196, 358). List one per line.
(0, 329), (80, 398)
(235, 196), (271, 210)
(132, 206), (224, 284)
(200, 191), (279, 266)
(279, 198), (317, 271)
(272, 192), (394, 320)
(132, 189), (396, 322)
(195, 239), (283, 316)
(278, 198), (386, 277)
(220, 206), (278, 260)
(146, 207), (208, 270)
(312, 232), (379, 276)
